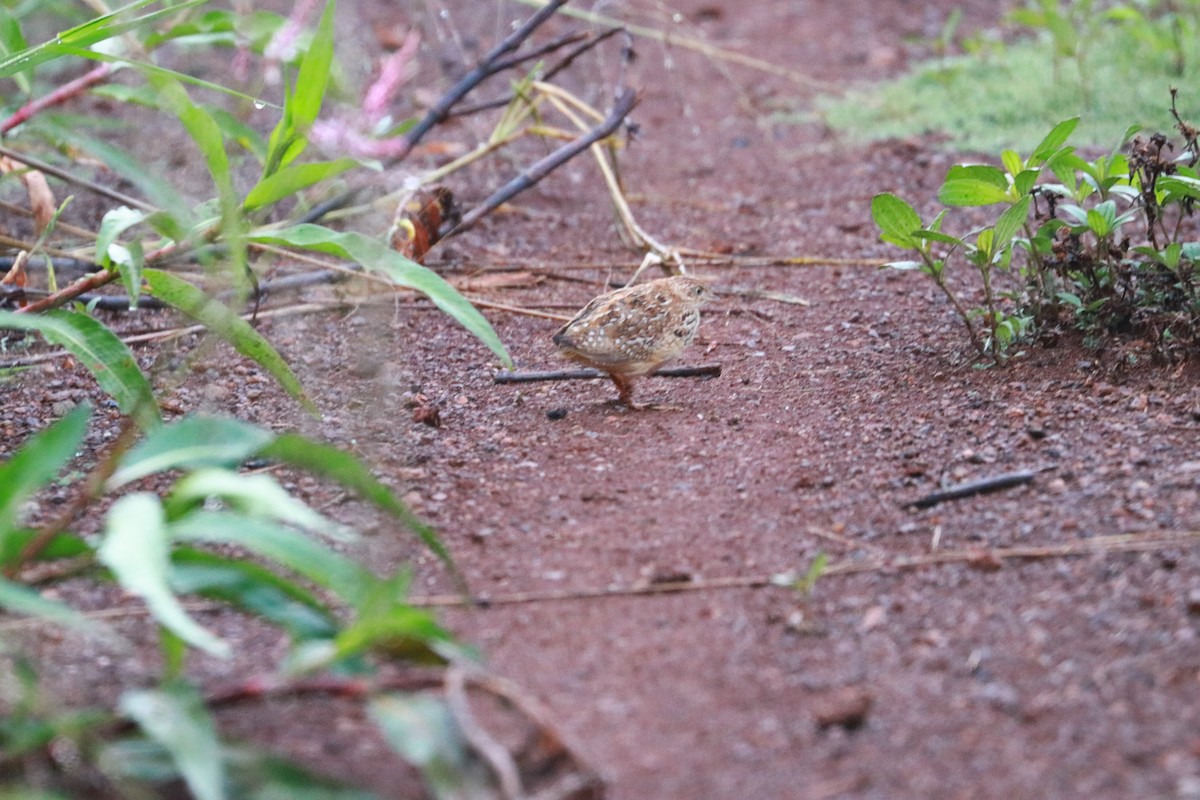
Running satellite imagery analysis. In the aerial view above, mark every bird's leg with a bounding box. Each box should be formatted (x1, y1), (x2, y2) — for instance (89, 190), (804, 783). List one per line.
(609, 373), (641, 410)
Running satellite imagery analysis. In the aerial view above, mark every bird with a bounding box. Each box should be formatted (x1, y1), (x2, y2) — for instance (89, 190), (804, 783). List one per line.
(552, 275), (713, 408)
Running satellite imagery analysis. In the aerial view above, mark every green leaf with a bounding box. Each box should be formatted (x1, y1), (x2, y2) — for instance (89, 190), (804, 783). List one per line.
(166, 468), (353, 541)
(1086, 200), (1117, 238)
(938, 179), (1011, 206)
(975, 228), (995, 260)
(258, 433), (453, 569)
(146, 73), (247, 290)
(120, 683), (226, 800)
(0, 0), (210, 77)
(143, 269), (315, 412)
(247, 225), (511, 367)
(0, 310), (159, 430)
(329, 570), (451, 665)
(944, 164), (1007, 189)
(289, 0), (336, 131)
(243, 158), (358, 212)
(994, 196), (1032, 251)
(96, 206), (149, 306)
(1159, 175), (1200, 201)
(261, 0), (336, 177)
(870, 193), (922, 249)
(1029, 117), (1079, 165)
(169, 511), (374, 609)
(1012, 168), (1040, 197)
(0, 6), (31, 94)
(0, 404), (89, 539)
(108, 415), (274, 489)
(170, 549), (337, 640)
(911, 230), (965, 248)
(99, 494), (229, 657)
(1000, 149), (1023, 177)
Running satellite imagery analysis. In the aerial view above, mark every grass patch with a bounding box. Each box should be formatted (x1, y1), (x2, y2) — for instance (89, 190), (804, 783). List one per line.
(816, 22), (1200, 151)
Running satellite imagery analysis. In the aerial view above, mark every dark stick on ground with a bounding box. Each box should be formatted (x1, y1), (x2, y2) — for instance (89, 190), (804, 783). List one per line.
(903, 466), (1057, 509)
(494, 362), (721, 384)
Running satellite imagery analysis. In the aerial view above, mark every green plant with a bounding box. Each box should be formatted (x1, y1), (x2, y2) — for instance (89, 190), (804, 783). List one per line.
(819, 0), (1200, 152)
(873, 96), (1200, 363)
(0, 405), (485, 796)
(0, 0), (638, 795)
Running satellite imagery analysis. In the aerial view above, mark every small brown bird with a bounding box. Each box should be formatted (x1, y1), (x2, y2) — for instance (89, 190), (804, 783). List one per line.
(552, 275), (713, 408)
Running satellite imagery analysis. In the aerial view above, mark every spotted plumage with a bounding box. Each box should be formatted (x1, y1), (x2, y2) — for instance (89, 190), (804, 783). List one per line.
(552, 275), (713, 408)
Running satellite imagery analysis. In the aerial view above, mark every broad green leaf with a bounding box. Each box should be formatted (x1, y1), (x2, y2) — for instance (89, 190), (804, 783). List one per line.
(327, 568), (452, 666)
(1030, 117), (1079, 165)
(170, 549), (337, 640)
(0, 310), (159, 429)
(333, 602), (449, 665)
(247, 225), (511, 367)
(243, 158), (358, 212)
(975, 228), (995, 260)
(96, 206), (149, 306)
(994, 196), (1032, 251)
(109, 415), (274, 489)
(259, 433), (453, 569)
(99, 494), (229, 657)
(1000, 149), (1023, 177)
(143, 269), (315, 412)
(120, 683), (225, 800)
(1159, 175), (1200, 201)
(911, 230), (965, 248)
(938, 179), (1010, 206)
(0, 404), (89, 538)
(169, 511), (373, 609)
(1087, 200), (1118, 238)
(870, 193), (922, 249)
(1012, 169), (1040, 197)
(1164, 242), (1183, 270)
(944, 164), (1007, 189)
(166, 468), (353, 541)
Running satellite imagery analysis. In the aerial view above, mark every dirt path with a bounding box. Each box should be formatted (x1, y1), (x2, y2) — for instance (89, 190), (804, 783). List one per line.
(6, 1), (1200, 798)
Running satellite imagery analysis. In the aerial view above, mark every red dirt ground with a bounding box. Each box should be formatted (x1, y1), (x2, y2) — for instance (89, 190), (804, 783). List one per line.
(5, 1), (1200, 798)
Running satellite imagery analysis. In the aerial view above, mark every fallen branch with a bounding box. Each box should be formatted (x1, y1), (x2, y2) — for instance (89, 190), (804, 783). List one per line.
(0, 63), (114, 135)
(0, 142), (155, 213)
(5, 531), (1197, 633)
(494, 362), (721, 384)
(299, 0), (573, 224)
(444, 86), (639, 239)
(402, 529), (1200, 608)
(904, 466), (1056, 509)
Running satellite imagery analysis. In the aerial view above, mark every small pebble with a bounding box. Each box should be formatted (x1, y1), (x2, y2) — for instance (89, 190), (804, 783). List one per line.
(546, 407), (568, 420)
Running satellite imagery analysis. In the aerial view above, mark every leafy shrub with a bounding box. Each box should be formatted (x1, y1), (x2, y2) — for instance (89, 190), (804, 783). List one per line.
(873, 94), (1200, 364)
